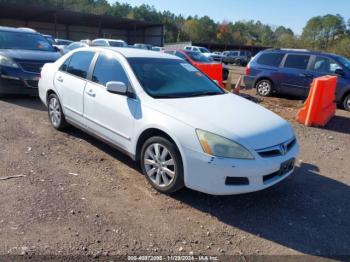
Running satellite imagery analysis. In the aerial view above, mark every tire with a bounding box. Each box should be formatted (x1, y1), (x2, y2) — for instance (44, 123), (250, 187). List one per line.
(140, 136), (184, 194)
(343, 93), (350, 111)
(256, 79), (273, 97)
(47, 93), (67, 130)
(236, 59), (242, 66)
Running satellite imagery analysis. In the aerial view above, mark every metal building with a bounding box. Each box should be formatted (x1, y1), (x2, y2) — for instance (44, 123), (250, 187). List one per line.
(0, 3), (164, 46)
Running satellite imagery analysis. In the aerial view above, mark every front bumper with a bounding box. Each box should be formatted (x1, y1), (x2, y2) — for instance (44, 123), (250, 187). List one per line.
(0, 68), (39, 96)
(182, 143), (299, 195)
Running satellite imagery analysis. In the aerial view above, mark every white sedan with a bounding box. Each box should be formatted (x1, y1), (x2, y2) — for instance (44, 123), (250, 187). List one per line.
(38, 47), (299, 195)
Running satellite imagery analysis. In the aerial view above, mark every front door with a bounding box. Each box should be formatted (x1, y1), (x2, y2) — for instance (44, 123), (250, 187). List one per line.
(83, 53), (138, 151)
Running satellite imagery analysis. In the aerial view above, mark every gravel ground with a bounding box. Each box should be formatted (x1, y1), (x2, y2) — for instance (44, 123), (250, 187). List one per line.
(0, 80), (350, 259)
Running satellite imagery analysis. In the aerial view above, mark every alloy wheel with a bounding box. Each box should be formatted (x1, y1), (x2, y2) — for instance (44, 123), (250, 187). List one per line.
(257, 81), (271, 96)
(143, 143), (176, 187)
(48, 97), (61, 127)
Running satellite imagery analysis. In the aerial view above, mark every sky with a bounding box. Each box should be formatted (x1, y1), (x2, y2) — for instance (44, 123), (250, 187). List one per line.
(108, 0), (350, 35)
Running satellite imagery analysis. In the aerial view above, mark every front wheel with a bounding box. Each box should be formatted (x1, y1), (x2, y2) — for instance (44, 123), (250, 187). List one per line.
(140, 136), (184, 194)
(256, 79), (273, 96)
(343, 93), (350, 111)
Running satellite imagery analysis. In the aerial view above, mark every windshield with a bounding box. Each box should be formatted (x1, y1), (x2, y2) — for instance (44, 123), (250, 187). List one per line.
(128, 58), (224, 98)
(199, 47), (210, 53)
(336, 56), (350, 70)
(185, 51), (212, 63)
(109, 41), (127, 47)
(0, 31), (54, 52)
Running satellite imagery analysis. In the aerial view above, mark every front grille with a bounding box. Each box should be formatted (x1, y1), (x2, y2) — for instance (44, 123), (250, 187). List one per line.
(19, 62), (44, 73)
(225, 177), (249, 186)
(256, 138), (296, 158)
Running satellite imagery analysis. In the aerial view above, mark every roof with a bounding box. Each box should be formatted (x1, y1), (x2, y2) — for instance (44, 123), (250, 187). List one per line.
(0, 3), (163, 30)
(87, 47), (181, 59)
(0, 26), (38, 34)
(93, 39), (126, 43)
(262, 48), (340, 58)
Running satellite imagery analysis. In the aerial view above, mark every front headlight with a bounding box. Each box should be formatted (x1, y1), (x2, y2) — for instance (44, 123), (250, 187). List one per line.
(196, 129), (254, 159)
(0, 55), (19, 68)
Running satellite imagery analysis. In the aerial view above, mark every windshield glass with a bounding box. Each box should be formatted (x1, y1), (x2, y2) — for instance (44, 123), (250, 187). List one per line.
(199, 47), (210, 53)
(128, 58), (224, 98)
(185, 51), (212, 62)
(336, 56), (350, 70)
(0, 31), (54, 51)
(109, 41), (127, 47)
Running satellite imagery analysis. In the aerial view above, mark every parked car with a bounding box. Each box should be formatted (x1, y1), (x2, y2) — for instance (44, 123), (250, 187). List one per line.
(91, 39), (128, 47)
(62, 42), (89, 54)
(55, 38), (73, 51)
(164, 49), (224, 87)
(133, 43), (153, 50)
(0, 26), (61, 96)
(184, 46), (212, 59)
(244, 48), (350, 111)
(211, 51), (223, 61)
(38, 47), (299, 195)
(222, 50), (252, 66)
(152, 46), (163, 52)
(43, 34), (56, 46)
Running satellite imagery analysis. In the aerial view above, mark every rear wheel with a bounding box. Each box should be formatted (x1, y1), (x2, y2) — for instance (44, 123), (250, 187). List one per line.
(47, 93), (67, 130)
(140, 136), (184, 194)
(236, 59), (242, 66)
(343, 93), (350, 111)
(256, 79), (273, 97)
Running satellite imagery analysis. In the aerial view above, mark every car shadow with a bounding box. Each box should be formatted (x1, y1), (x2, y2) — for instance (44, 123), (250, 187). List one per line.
(323, 115), (350, 135)
(0, 96), (46, 111)
(64, 126), (141, 173)
(171, 163), (350, 258)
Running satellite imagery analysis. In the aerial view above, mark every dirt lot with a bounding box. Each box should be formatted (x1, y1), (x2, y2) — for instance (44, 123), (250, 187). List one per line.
(0, 68), (350, 259)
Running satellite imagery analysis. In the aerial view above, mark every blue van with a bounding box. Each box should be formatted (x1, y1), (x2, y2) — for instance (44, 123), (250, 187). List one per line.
(0, 26), (61, 96)
(244, 48), (350, 111)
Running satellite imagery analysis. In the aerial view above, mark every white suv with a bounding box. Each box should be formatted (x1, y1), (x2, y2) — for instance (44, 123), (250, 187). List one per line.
(39, 47), (299, 195)
(184, 46), (212, 58)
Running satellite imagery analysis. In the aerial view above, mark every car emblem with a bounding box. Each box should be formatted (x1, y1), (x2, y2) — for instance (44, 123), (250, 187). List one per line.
(279, 143), (288, 155)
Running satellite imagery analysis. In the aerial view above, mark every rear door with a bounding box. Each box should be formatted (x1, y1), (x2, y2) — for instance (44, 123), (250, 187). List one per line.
(54, 51), (95, 124)
(279, 53), (313, 96)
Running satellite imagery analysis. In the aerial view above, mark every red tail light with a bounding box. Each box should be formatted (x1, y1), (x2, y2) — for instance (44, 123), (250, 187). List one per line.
(245, 66), (251, 76)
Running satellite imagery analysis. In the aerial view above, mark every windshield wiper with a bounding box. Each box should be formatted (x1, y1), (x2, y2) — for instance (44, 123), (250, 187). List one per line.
(186, 91), (222, 97)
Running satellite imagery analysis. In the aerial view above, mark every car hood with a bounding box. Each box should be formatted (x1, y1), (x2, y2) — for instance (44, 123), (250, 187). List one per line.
(0, 49), (61, 62)
(156, 93), (294, 150)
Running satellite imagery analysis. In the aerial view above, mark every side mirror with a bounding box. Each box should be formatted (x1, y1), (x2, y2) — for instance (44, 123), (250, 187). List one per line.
(335, 68), (345, 77)
(106, 81), (128, 95)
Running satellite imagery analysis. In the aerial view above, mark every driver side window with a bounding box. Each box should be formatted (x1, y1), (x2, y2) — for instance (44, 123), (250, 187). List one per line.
(92, 53), (129, 87)
(312, 56), (341, 74)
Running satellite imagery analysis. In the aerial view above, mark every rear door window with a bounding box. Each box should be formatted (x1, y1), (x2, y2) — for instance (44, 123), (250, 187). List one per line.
(257, 53), (285, 67)
(284, 54), (310, 70)
(66, 51), (95, 78)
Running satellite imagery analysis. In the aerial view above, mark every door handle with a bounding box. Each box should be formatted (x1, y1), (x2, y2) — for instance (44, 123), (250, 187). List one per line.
(57, 76), (64, 82)
(299, 73), (314, 78)
(87, 89), (96, 97)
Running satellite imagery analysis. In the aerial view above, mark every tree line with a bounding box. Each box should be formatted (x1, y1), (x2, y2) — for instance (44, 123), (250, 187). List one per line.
(2, 0), (350, 57)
